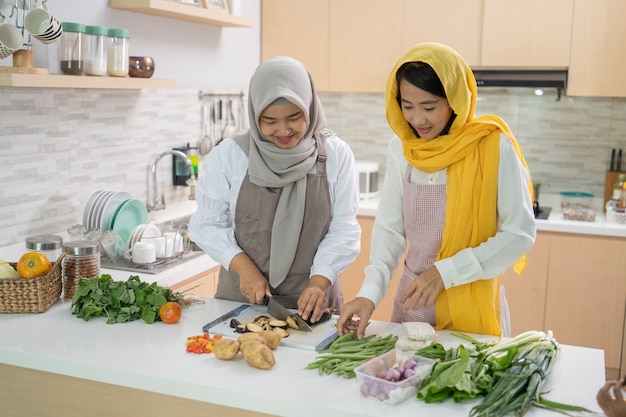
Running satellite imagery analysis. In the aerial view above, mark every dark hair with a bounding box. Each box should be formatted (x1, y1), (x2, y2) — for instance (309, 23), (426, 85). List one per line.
(395, 61), (456, 137)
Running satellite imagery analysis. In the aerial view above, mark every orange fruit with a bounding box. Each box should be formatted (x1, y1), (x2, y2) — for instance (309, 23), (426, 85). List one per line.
(159, 301), (182, 324)
(17, 252), (52, 279)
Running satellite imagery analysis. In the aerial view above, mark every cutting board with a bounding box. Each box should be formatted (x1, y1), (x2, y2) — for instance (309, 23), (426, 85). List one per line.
(202, 304), (339, 351)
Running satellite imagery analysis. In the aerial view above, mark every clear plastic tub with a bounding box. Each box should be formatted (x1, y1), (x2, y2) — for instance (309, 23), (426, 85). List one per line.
(560, 192), (595, 222)
(354, 349), (434, 405)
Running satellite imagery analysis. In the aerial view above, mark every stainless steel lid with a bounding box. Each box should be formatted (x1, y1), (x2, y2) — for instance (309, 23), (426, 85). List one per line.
(63, 240), (100, 255)
(25, 234), (63, 251)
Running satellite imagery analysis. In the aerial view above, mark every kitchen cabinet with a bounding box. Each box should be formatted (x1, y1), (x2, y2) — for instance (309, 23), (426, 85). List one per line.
(480, 0), (573, 68)
(567, 0), (626, 97)
(108, 0), (254, 28)
(503, 230), (626, 380)
(339, 215), (402, 321)
(171, 266), (219, 298)
(261, 0), (329, 89)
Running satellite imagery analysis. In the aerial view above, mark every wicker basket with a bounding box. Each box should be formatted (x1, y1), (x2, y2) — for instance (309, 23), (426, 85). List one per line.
(0, 259), (63, 313)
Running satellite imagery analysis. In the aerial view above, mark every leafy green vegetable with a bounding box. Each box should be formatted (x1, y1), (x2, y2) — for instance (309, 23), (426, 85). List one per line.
(71, 274), (182, 324)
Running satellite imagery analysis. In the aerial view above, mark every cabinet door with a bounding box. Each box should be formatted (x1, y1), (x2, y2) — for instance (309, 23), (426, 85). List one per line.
(400, 0), (482, 67)
(171, 266), (219, 298)
(501, 232), (550, 335)
(261, 0), (330, 90)
(328, 0), (404, 92)
(567, 0), (626, 97)
(339, 215), (402, 321)
(543, 233), (626, 379)
(481, 0), (573, 67)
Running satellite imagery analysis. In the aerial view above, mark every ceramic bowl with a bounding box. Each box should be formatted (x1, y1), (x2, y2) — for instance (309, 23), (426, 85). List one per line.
(128, 56), (155, 78)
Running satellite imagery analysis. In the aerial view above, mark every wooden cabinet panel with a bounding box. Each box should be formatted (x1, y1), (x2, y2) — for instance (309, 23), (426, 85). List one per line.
(261, 0), (330, 90)
(340, 215), (402, 321)
(481, 0), (573, 68)
(400, 0), (482, 67)
(567, 0), (626, 97)
(501, 233), (550, 335)
(328, 0), (403, 92)
(543, 232), (626, 378)
(171, 266), (220, 298)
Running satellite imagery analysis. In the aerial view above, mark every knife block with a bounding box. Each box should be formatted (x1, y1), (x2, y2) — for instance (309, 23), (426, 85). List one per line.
(604, 171), (626, 211)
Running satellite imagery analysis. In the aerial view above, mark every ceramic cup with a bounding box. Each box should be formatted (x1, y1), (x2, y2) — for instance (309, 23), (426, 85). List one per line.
(130, 241), (156, 264)
(142, 236), (166, 258)
(0, 17), (23, 60)
(24, 0), (63, 44)
(163, 232), (183, 258)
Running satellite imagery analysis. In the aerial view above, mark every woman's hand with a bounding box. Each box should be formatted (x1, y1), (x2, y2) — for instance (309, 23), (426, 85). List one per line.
(597, 379), (626, 417)
(336, 297), (375, 339)
(230, 252), (271, 304)
(297, 275), (330, 323)
(399, 265), (444, 312)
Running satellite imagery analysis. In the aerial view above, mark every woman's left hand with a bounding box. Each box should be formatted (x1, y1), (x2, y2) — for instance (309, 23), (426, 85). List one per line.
(597, 379), (626, 417)
(399, 266), (444, 312)
(297, 275), (331, 323)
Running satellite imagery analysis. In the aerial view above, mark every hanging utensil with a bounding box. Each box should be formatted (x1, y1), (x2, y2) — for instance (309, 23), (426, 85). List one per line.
(219, 99), (237, 144)
(197, 101), (213, 156)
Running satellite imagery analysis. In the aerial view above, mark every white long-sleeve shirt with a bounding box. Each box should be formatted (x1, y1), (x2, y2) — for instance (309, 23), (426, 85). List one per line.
(189, 134), (361, 284)
(357, 135), (537, 306)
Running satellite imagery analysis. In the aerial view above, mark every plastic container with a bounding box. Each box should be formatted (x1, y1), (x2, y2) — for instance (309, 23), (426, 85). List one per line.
(25, 234), (63, 262)
(107, 28), (130, 77)
(354, 349), (434, 405)
(560, 192), (595, 222)
(62, 240), (100, 300)
(59, 22), (85, 75)
(84, 25), (107, 76)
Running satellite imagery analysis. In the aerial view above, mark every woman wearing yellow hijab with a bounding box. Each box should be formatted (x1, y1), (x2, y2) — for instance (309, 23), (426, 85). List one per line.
(337, 43), (536, 338)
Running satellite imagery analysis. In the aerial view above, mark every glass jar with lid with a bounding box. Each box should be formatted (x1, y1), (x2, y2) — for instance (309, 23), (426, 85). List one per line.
(25, 235), (63, 262)
(84, 25), (107, 76)
(62, 240), (101, 301)
(107, 28), (130, 77)
(59, 22), (85, 76)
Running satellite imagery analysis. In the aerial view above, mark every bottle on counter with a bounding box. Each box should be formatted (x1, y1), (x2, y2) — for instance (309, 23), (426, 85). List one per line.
(25, 234), (63, 262)
(107, 28), (130, 77)
(612, 174), (625, 201)
(618, 180), (626, 212)
(84, 25), (108, 76)
(59, 22), (86, 75)
(62, 240), (100, 301)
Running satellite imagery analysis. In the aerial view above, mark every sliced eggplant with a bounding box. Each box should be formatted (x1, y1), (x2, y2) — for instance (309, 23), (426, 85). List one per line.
(301, 307), (335, 326)
(273, 327), (290, 338)
(268, 319), (288, 329)
(235, 323), (248, 333)
(246, 322), (265, 333)
(229, 318), (241, 329)
(285, 315), (299, 330)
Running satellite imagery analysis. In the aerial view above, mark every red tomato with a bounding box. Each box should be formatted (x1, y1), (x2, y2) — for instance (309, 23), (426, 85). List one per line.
(159, 302), (182, 324)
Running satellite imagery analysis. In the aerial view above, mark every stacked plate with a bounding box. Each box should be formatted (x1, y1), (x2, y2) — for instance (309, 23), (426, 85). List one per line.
(82, 190), (148, 244)
(127, 222), (161, 253)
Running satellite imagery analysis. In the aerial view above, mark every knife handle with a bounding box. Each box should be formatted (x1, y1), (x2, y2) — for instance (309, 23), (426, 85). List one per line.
(618, 149), (623, 171)
(610, 148), (616, 171)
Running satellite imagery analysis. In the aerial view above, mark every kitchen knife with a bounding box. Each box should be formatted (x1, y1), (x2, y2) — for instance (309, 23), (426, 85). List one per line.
(610, 148), (616, 171)
(264, 296), (312, 332)
(617, 148), (622, 171)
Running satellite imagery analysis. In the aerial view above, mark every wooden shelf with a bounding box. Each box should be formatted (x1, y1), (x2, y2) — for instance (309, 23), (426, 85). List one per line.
(109, 0), (255, 28)
(0, 73), (177, 89)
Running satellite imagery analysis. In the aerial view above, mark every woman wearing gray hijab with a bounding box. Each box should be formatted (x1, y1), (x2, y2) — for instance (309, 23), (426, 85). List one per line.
(189, 56), (361, 323)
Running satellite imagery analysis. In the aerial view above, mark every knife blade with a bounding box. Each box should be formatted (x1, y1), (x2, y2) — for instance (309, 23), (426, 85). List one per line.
(265, 296), (312, 332)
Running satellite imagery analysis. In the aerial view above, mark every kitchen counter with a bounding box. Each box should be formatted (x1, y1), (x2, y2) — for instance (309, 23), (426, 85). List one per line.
(0, 298), (605, 417)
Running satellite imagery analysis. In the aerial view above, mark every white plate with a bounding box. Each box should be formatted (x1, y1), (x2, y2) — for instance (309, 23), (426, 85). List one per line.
(82, 190), (106, 227)
(101, 191), (133, 231)
(127, 223), (147, 251)
(91, 190), (115, 230)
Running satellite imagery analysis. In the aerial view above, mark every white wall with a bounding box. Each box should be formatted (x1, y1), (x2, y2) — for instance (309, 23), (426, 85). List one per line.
(0, 0), (261, 89)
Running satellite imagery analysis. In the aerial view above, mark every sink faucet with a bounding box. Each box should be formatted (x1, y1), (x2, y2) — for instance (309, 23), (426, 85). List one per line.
(148, 149), (196, 211)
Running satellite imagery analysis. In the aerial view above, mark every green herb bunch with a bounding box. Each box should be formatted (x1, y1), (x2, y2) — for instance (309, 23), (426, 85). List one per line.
(71, 274), (183, 324)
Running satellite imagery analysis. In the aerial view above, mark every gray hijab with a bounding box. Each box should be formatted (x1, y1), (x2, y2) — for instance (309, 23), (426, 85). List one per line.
(234, 56), (327, 288)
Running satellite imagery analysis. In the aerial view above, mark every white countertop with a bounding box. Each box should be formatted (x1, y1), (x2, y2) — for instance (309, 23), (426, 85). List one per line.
(0, 298), (605, 417)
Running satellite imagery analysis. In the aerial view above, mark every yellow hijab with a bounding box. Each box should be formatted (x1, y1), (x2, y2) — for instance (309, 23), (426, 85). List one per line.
(385, 43), (533, 336)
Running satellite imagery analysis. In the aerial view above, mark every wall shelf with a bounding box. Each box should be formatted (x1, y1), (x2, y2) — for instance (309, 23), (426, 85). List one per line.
(109, 0), (255, 28)
(0, 73), (177, 89)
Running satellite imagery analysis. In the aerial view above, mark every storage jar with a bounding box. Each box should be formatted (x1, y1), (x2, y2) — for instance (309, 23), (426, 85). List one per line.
(59, 22), (85, 75)
(25, 234), (63, 262)
(84, 25), (107, 76)
(62, 240), (100, 301)
(107, 28), (130, 77)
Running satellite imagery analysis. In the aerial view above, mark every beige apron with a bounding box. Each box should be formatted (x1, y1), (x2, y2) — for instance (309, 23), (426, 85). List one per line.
(391, 165), (510, 335)
(215, 135), (343, 310)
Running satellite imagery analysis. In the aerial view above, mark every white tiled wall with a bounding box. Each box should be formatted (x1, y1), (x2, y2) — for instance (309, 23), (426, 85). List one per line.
(1, 87), (625, 247)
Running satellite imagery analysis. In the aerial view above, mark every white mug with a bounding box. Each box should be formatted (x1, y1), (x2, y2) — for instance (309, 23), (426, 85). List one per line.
(0, 15), (23, 60)
(131, 241), (156, 264)
(24, 0), (62, 44)
(143, 236), (166, 258)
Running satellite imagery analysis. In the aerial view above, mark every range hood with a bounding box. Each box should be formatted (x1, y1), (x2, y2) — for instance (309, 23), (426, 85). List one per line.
(472, 68), (568, 98)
